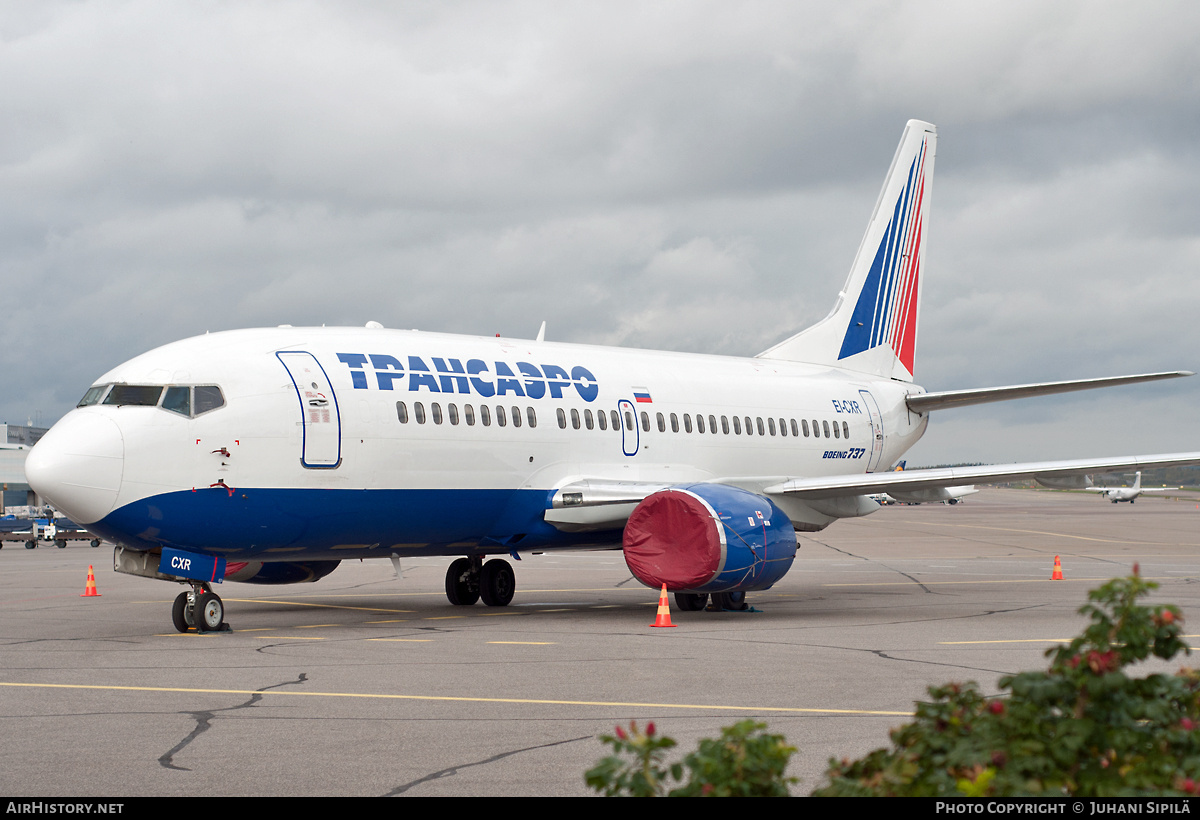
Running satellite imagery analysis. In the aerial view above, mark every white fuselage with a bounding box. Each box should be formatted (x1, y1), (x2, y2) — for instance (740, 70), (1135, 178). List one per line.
(28, 326), (928, 560)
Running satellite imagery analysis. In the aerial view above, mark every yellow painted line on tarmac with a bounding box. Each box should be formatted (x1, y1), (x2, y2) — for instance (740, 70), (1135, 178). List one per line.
(249, 636), (326, 640)
(296, 624), (338, 629)
(940, 638), (1069, 645)
(825, 578), (1099, 588)
(942, 635), (1200, 645)
(0, 681), (911, 717)
(201, 598), (416, 614)
(908, 520), (1186, 547)
(368, 638), (433, 643)
(487, 641), (554, 645)
(826, 575), (1180, 588)
(365, 619), (410, 624)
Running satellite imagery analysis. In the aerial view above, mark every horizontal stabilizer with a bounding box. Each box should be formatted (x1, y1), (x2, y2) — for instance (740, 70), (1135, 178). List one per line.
(907, 371), (1193, 414)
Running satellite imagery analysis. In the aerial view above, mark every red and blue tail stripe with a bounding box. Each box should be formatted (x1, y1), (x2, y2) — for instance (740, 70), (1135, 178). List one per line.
(837, 137), (929, 376)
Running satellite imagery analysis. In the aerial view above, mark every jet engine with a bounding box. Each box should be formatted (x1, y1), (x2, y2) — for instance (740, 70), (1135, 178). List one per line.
(223, 560), (341, 584)
(622, 484), (796, 593)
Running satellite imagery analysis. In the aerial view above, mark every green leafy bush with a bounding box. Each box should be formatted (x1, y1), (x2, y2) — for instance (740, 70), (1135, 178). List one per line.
(585, 719), (797, 796)
(814, 568), (1200, 796)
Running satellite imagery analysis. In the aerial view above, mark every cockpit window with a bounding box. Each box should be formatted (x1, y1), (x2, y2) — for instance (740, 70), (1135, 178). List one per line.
(103, 385), (164, 407)
(193, 385), (225, 415)
(162, 386), (191, 416)
(77, 385), (109, 407)
(83, 383), (225, 418)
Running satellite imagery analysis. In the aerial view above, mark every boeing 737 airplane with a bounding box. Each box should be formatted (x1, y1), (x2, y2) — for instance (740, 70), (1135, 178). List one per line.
(24, 120), (1200, 633)
(1085, 472), (1178, 503)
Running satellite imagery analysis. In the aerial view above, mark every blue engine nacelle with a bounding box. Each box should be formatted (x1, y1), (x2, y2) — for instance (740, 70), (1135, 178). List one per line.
(622, 484), (796, 593)
(223, 560), (341, 584)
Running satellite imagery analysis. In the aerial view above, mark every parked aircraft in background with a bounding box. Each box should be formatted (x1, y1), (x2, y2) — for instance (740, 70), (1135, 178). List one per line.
(1085, 472), (1177, 503)
(24, 120), (1200, 633)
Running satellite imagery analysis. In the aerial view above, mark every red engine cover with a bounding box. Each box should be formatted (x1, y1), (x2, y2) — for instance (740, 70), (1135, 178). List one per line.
(622, 489), (721, 590)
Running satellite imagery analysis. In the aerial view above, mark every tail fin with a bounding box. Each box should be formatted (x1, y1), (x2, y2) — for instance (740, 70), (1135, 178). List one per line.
(1133, 471), (1142, 491)
(758, 119), (936, 382)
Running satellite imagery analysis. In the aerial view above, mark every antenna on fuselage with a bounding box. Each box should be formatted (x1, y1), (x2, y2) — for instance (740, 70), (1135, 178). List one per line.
(536, 321), (546, 342)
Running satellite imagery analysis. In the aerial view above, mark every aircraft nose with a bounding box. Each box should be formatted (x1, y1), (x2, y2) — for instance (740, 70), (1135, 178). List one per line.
(25, 412), (124, 525)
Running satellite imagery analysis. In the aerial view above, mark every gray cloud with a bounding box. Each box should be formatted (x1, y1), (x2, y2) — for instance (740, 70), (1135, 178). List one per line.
(3, 1), (1198, 465)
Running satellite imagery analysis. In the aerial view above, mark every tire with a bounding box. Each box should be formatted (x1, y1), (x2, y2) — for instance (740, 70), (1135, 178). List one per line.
(710, 591), (748, 611)
(674, 592), (708, 611)
(445, 557), (480, 605)
(25, 540), (36, 549)
(479, 559), (515, 607)
(196, 592), (224, 632)
(55, 539), (67, 549)
(171, 592), (193, 633)
(90, 539), (101, 548)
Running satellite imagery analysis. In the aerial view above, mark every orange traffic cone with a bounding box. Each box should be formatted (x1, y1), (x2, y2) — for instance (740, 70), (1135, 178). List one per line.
(1050, 556), (1063, 581)
(649, 584), (676, 628)
(81, 565), (101, 597)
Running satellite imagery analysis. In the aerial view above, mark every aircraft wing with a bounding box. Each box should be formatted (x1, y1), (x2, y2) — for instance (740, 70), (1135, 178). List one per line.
(762, 452), (1200, 499)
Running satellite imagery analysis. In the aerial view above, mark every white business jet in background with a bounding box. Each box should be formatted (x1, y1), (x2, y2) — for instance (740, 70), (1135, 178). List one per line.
(24, 120), (1200, 633)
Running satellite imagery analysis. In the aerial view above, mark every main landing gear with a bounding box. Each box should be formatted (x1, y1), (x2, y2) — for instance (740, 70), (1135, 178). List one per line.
(445, 556), (515, 607)
(171, 582), (228, 633)
(674, 591), (750, 612)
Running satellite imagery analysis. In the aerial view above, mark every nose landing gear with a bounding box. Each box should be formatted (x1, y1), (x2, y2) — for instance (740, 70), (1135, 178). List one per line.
(170, 583), (229, 633)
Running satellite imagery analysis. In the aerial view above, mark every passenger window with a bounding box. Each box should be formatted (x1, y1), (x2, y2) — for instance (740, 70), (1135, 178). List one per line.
(657, 412), (666, 433)
(733, 416), (741, 435)
(465, 404), (476, 426)
(802, 419), (809, 437)
(768, 418), (776, 436)
(832, 420), (839, 438)
(511, 406), (521, 427)
(812, 419), (820, 437)
(557, 408), (567, 429)
(193, 386), (225, 415)
(610, 410), (620, 431)
(745, 416), (753, 436)
(480, 405), (491, 426)
(396, 401), (409, 423)
(585, 409), (594, 430)
(415, 402), (426, 424)
(449, 404), (459, 425)
(625, 410), (633, 431)
(756, 417), (765, 436)
(684, 414), (693, 433)
(779, 418), (787, 437)
(641, 411), (650, 432)
(721, 415), (729, 435)
(598, 410), (608, 431)
(670, 413), (679, 433)
(842, 421), (849, 438)
(527, 407), (537, 428)
(497, 406), (507, 427)
(822, 420), (830, 438)
(709, 415), (717, 435)
(432, 403), (443, 424)
(790, 419), (798, 437)
(696, 414), (705, 434)
(163, 387), (191, 416)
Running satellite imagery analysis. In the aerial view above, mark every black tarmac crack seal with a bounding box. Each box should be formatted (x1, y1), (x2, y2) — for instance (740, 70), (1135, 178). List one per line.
(158, 672), (309, 771)
(386, 734), (592, 795)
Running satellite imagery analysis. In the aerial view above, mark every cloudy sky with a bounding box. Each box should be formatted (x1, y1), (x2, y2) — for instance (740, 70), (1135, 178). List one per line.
(3, 1), (1198, 466)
